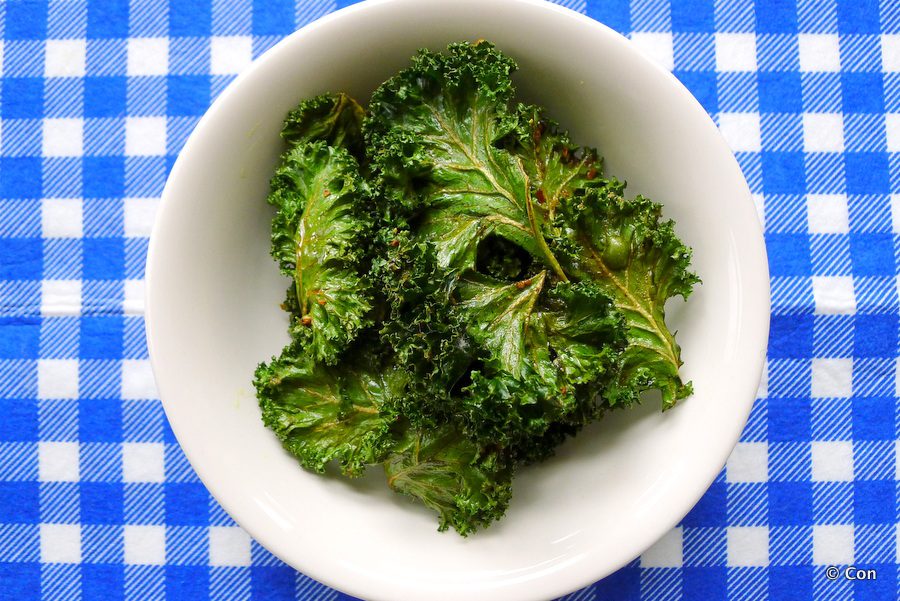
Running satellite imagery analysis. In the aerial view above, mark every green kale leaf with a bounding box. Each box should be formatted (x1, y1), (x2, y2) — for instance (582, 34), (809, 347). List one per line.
(385, 425), (512, 535)
(268, 141), (372, 364)
(254, 342), (401, 476)
(555, 183), (700, 408)
(281, 92), (366, 159)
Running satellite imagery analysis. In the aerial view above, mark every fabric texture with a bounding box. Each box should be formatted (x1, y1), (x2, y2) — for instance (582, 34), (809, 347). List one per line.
(0, 0), (898, 599)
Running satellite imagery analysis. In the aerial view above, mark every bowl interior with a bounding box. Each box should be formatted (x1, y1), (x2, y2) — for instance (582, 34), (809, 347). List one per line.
(146, 1), (769, 600)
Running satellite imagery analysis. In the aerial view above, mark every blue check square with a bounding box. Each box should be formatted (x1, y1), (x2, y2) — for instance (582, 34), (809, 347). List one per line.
(0, 482), (40, 523)
(853, 481), (895, 524)
(0, 562), (40, 601)
(842, 73), (885, 114)
(852, 564), (896, 599)
(769, 482), (813, 526)
(853, 315), (898, 358)
(759, 73), (802, 113)
(671, 0), (714, 32)
(166, 566), (210, 599)
(169, 3), (212, 36)
(590, 565), (641, 600)
(769, 566), (812, 601)
(769, 315), (813, 359)
(86, 0), (128, 38)
(1, 157), (43, 198)
(81, 317), (125, 360)
(675, 71), (718, 114)
(4, 1), (47, 40)
(167, 76), (212, 116)
(79, 399), (122, 443)
(683, 567), (727, 601)
(251, 567), (296, 600)
(252, 0), (296, 35)
(837, 0), (881, 34)
(165, 483), (210, 526)
(81, 483), (125, 524)
(768, 399), (812, 442)
(83, 239), (125, 280)
(682, 482), (727, 527)
(849, 233), (894, 275)
(83, 157), (126, 198)
(765, 234), (811, 276)
(0, 318), (40, 359)
(852, 397), (895, 440)
(586, 0), (630, 32)
(755, 0), (798, 33)
(0, 399), (38, 442)
(85, 78), (128, 118)
(762, 153), (806, 194)
(845, 153), (890, 195)
(0, 239), (42, 280)
(82, 564), (125, 601)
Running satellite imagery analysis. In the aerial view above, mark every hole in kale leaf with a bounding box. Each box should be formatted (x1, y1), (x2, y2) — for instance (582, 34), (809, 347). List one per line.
(475, 235), (532, 281)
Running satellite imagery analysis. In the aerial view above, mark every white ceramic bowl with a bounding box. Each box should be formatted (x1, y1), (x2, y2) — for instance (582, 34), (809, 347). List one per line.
(146, 1), (769, 599)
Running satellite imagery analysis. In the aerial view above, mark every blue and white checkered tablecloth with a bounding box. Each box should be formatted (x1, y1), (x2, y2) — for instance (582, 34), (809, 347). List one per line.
(0, 0), (898, 599)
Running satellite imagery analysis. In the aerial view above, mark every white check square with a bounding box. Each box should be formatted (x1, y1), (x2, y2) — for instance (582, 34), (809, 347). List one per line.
(40, 524), (81, 564)
(123, 198), (160, 237)
(41, 198), (83, 239)
(813, 525), (854, 565)
(122, 443), (165, 483)
(727, 442), (768, 483)
(43, 119), (84, 157)
(727, 526), (769, 566)
(124, 525), (166, 565)
(715, 33), (757, 72)
(807, 195), (849, 234)
(209, 527), (252, 566)
(630, 33), (674, 71)
(38, 359), (79, 400)
(882, 35), (900, 72)
(798, 34), (841, 72)
(802, 113), (844, 152)
(41, 279), (82, 316)
(210, 36), (253, 75)
(45, 39), (87, 77)
(811, 276), (855, 315)
(641, 527), (683, 567)
(38, 442), (80, 482)
(811, 358), (853, 398)
(127, 38), (169, 76)
(125, 117), (167, 156)
(719, 112), (761, 152)
(121, 360), (157, 400)
(811, 441), (854, 482)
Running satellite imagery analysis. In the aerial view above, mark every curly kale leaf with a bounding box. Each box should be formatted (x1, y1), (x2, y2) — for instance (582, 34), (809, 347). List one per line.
(501, 103), (606, 217)
(454, 274), (625, 454)
(372, 234), (476, 429)
(365, 42), (568, 281)
(556, 183), (700, 408)
(268, 141), (372, 364)
(281, 92), (366, 159)
(385, 425), (512, 535)
(254, 345), (402, 476)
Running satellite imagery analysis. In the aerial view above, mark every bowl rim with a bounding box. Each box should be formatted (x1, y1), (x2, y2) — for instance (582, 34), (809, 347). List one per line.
(146, 0), (771, 599)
